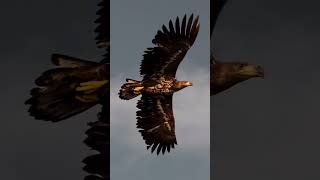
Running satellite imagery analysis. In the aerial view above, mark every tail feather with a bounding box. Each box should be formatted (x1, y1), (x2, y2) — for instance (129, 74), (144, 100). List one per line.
(119, 79), (142, 100)
(26, 86), (96, 122)
(26, 54), (100, 122)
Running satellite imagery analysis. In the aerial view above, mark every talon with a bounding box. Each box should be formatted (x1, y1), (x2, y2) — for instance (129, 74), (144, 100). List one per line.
(133, 86), (144, 94)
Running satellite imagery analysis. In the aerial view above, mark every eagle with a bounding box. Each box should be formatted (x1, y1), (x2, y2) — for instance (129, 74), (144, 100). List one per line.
(25, 0), (109, 179)
(119, 14), (200, 155)
(211, 0), (264, 95)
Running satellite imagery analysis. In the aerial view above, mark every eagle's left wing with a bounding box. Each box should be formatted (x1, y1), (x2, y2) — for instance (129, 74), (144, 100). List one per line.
(140, 14), (199, 80)
(137, 94), (177, 155)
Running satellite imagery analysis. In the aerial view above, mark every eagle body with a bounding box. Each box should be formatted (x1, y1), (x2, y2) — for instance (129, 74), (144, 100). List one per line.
(120, 77), (192, 99)
(119, 14), (200, 155)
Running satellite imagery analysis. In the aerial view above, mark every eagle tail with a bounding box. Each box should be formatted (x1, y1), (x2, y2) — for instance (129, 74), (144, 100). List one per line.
(25, 54), (99, 122)
(119, 79), (143, 100)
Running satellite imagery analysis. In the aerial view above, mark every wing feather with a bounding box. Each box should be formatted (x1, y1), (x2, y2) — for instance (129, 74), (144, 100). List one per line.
(211, 0), (228, 36)
(95, 0), (109, 49)
(95, 0), (110, 64)
(136, 94), (176, 155)
(140, 14), (200, 79)
(175, 17), (180, 36)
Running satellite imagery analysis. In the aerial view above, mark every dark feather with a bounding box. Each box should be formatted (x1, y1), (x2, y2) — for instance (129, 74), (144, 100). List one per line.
(26, 56), (105, 122)
(95, 0), (109, 65)
(95, 0), (109, 49)
(83, 153), (108, 177)
(136, 94), (177, 155)
(211, 0), (228, 36)
(83, 81), (109, 180)
(140, 14), (200, 79)
(83, 0), (110, 179)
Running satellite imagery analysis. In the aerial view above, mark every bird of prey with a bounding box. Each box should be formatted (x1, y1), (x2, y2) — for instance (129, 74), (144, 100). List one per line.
(211, 0), (264, 95)
(25, 0), (109, 179)
(119, 14), (200, 155)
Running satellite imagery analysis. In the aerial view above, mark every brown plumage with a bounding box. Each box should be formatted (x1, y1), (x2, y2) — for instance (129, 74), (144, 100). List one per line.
(211, 0), (264, 95)
(119, 14), (200, 155)
(211, 57), (264, 95)
(25, 54), (107, 122)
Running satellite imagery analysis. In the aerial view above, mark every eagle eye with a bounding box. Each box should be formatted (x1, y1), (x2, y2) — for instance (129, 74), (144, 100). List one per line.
(239, 63), (248, 68)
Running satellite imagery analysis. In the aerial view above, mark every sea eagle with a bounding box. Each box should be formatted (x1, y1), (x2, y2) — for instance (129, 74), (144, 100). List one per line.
(119, 14), (200, 155)
(25, 0), (109, 179)
(211, 0), (264, 95)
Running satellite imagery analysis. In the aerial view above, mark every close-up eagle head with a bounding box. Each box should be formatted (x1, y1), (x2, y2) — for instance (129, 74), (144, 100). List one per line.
(211, 57), (264, 95)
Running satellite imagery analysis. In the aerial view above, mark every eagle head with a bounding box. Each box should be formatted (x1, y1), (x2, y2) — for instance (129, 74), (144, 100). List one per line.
(233, 62), (264, 79)
(211, 61), (264, 95)
(174, 81), (193, 91)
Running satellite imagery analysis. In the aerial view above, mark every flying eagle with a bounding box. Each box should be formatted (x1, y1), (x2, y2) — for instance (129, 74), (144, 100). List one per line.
(119, 14), (200, 155)
(211, 0), (264, 95)
(25, 0), (109, 179)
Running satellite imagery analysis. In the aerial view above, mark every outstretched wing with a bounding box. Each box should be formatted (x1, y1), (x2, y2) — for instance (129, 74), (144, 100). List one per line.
(140, 14), (200, 79)
(83, 99), (109, 180)
(83, 1), (110, 178)
(95, 0), (109, 64)
(211, 0), (228, 36)
(136, 94), (177, 155)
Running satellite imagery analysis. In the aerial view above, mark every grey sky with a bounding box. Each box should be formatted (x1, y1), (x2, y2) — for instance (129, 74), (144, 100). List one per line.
(0, 0), (103, 179)
(110, 0), (210, 180)
(212, 0), (320, 179)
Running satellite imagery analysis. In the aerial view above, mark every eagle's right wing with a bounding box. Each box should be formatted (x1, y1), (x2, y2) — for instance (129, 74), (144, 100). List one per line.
(95, 0), (109, 49)
(95, 0), (109, 64)
(137, 94), (177, 155)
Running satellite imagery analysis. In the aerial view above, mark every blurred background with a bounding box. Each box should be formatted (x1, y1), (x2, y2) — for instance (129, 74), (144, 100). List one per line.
(212, 0), (320, 179)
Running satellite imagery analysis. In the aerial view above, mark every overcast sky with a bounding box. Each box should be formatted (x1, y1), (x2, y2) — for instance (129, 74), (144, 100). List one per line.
(110, 0), (209, 179)
(212, 0), (320, 179)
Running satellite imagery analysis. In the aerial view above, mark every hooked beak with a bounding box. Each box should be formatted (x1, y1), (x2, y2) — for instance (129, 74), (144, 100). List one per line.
(238, 65), (265, 78)
(187, 82), (193, 86)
